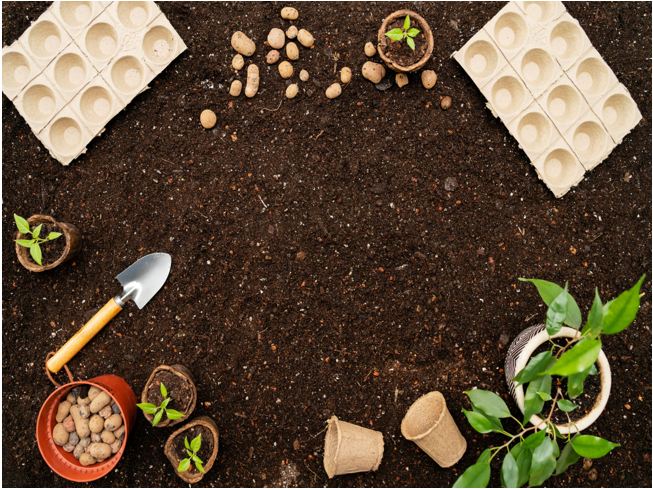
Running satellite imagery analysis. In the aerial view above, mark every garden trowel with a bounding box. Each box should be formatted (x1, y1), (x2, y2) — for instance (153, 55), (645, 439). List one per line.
(47, 253), (172, 373)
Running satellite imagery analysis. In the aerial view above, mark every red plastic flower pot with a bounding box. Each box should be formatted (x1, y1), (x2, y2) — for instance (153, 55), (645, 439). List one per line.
(36, 375), (137, 482)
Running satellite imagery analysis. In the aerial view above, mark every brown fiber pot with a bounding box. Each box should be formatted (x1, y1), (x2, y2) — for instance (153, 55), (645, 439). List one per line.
(141, 364), (197, 428)
(164, 416), (220, 483)
(377, 10), (434, 73)
(15, 215), (82, 272)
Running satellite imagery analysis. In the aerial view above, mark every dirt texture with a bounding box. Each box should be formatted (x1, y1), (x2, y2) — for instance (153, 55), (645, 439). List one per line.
(382, 18), (428, 67)
(2, 2), (651, 488)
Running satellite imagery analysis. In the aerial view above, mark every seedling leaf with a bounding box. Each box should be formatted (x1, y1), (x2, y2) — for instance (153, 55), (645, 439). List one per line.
(185, 437), (191, 450)
(195, 460), (205, 474)
(462, 408), (496, 434)
(136, 403), (158, 414)
(407, 28), (420, 37)
(47, 232), (62, 240)
(152, 409), (164, 427)
(406, 36), (416, 50)
(190, 433), (202, 453)
(477, 449), (492, 465)
(544, 339), (602, 376)
(166, 409), (185, 420)
(32, 224), (42, 238)
(14, 214), (30, 234)
(404, 15), (411, 31)
(512, 351), (553, 386)
(15, 239), (34, 247)
(557, 399), (578, 412)
(178, 458), (191, 472)
(30, 243), (43, 266)
(500, 451), (519, 488)
(160, 382), (168, 398)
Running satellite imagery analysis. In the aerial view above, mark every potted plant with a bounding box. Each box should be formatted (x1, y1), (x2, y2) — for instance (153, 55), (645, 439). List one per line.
(14, 214), (82, 272)
(164, 417), (220, 483)
(377, 10), (434, 73)
(139, 364), (197, 428)
(454, 275), (645, 488)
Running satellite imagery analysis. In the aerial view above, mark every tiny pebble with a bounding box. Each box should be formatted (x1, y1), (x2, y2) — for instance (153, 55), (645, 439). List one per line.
(281, 7), (299, 20)
(395, 73), (408, 87)
(297, 29), (314, 48)
(441, 96), (452, 110)
(230, 80), (242, 97)
(63, 415), (76, 432)
(286, 26), (298, 39)
(111, 403), (121, 415)
(364, 42), (377, 57)
(266, 50), (280, 64)
(326, 83), (342, 99)
(588, 468), (598, 481)
(421, 70), (437, 89)
(340, 67), (352, 84)
(286, 42), (299, 61)
(99, 405), (113, 419)
(200, 110), (216, 129)
(278, 61), (293, 79)
(583, 458), (593, 471)
(286, 84), (299, 99)
(362, 61), (385, 84)
(232, 54), (244, 70)
(299, 69), (309, 82)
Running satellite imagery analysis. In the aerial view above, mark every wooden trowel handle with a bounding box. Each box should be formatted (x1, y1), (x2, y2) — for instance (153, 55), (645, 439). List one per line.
(47, 298), (123, 373)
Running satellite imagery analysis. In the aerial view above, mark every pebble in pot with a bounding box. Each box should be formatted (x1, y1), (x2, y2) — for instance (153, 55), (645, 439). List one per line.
(286, 42), (299, 61)
(362, 61), (385, 84)
(300, 70), (309, 82)
(286, 25), (298, 39)
(365, 42), (377, 57)
(279, 61), (293, 79)
(232, 54), (244, 70)
(268, 28), (285, 49)
(56, 400), (72, 423)
(286, 84), (299, 99)
(281, 7), (299, 20)
(200, 110), (216, 129)
(89, 443), (112, 462)
(79, 453), (96, 466)
(88, 386), (101, 401)
(396, 73), (408, 87)
(53, 423), (70, 446)
(441, 96), (452, 110)
(230, 80), (242, 97)
(267, 50), (280, 64)
(326, 83), (342, 99)
(421, 70), (437, 89)
(341, 67), (352, 84)
(245, 65), (259, 98)
(89, 414), (104, 433)
(297, 29), (314, 48)
(90, 391), (111, 413)
(231, 31), (255, 56)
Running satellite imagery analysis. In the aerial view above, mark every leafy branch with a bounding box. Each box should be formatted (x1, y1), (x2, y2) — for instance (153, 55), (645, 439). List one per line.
(136, 382), (185, 427)
(14, 214), (62, 266)
(385, 15), (420, 50)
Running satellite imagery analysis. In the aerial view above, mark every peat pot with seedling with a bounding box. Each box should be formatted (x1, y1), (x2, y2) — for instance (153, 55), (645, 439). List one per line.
(454, 275), (645, 488)
(377, 10), (433, 73)
(14, 214), (81, 272)
(165, 417), (220, 483)
(139, 365), (197, 428)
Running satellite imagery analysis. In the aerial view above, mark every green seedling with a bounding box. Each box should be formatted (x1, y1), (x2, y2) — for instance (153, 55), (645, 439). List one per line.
(136, 382), (185, 426)
(455, 274), (645, 488)
(385, 15), (421, 50)
(178, 433), (205, 474)
(14, 214), (62, 266)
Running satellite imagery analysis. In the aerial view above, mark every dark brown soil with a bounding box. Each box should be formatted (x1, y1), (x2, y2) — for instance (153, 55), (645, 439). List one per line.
(383, 18), (428, 67)
(146, 370), (193, 415)
(2, 2), (651, 488)
(169, 425), (215, 476)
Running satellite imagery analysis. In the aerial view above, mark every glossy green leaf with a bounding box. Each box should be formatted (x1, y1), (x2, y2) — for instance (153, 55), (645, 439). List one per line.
(557, 400), (578, 412)
(14, 214), (31, 234)
(555, 436), (581, 475)
(166, 409), (185, 420)
(519, 278), (582, 328)
(544, 339), (601, 376)
(463, 408), (495, 434)
(190, 433), (202, 453)
(552, 439), (560, 458)
(32, 223), (42, 238)
(406, 36), (415, 50)
(404, 14), (411, 31)
(160, 382), (168, 398)
(178, 458), (191, 472)
(407, 28), (420, 37)
(509, 441), (525, 461)
(571, 435), (620, 459)
(515, 448), (532, 487)
(537, 392), (552, 401)
(161, 398), (171, 411)
(477, 449), (492, 465)
(467, 389), (511, 418)
(529, 454), (556, 487)
(184, 437), (191, 450)
(30, 243), (43, 266)
(385, 28), (404, 41)
(602, 275), (646, 334)
(512, 351), (553, 386)
(522, 430), (547, 449)
(501, 451), (519, 488)
(523, 374), (551, 424)
(191, 453), (202, 464)
(136, 402), (158, 414)
(453, 463), (491, 488)
(152, 409), (164, 427)
(530, 438), (554, 475)
(582, 288), (604, 338)
(47, 231), (62, 240)
(15, 239), (34, 247)
(545, 283), (568, 336)
(567, 367), (591, 399)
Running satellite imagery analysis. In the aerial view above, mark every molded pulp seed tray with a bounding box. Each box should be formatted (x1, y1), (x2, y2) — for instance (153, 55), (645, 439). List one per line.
(1, 1), (187, 166)
(454, 0), (641, 197)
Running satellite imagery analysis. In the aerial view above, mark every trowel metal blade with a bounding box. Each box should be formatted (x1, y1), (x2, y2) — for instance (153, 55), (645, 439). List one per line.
(116, 252), (172, 309)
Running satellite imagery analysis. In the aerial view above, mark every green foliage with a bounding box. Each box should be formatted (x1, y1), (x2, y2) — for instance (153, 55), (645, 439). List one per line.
(136, 382), (185, 427)
(384, 15), (420, 51)
(455, 276), (644, 487)
(178, 434), (205, 474)
(14, 214), (62, 266)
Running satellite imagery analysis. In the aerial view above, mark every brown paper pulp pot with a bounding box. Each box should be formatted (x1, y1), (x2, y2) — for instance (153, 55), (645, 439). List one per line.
(164, 416), (220, 483)
(15, 214), (82, 272)
(141, 364), (197, 428)
(377, 10), (434, 73)
(323, 415), (384, 478)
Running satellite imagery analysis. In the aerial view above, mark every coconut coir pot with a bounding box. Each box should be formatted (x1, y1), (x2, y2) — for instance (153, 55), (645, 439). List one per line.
(377, 10), (434, 73)
(141, 364), (197, 428)
(164, 416), (220, 483)
(15, 214), (81, 272)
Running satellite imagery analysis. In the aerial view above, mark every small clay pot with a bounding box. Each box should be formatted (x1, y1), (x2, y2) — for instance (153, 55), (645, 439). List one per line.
(377, 10), (434, 73)
(141, 364), (197, 428)
(164, 416), (219, 483)
(15, 215), (82, 272)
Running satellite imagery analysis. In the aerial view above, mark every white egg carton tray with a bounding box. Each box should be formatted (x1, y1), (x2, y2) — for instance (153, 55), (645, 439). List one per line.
(453, 1), (641, 197)
(2, 1), (187, 165)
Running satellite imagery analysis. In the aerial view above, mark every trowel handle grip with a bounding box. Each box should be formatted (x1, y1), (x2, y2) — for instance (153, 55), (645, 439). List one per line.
(46, 298), (123, 373)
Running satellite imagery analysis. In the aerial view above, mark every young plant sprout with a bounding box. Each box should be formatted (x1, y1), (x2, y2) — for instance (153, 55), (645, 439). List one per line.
(14, 214), (62, 266)
(136, 382), (185, 427)
(454, 275), (645, 488)
(385, 15), (420, 50)
(178, 434), (205, 474)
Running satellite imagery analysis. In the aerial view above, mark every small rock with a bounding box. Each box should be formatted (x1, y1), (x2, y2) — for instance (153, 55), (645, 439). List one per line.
(200, 109), (216, 129)
(78, 437), (91, 449)
(104, 414), (123, 432)
(293, 439), (300, 450)
(111, 403), (121, 415)
(340, 67), (352, 84)
(297, 29), (314, 48)
(245, 64), (259, 98)
(101, 430), (116, 444)
(421, 70), (437, 89)
(230, 80), (242, 97)
(73, 443), (85, 459)
(88, 387), (101, 401)
(77, 397), (91, 406)
(89, 415), (104, 433)
(110, 438), (122, 454)
(278, 60), (293, 79)
(583, 458), (593, 471)
(444, 176), (458, 191)
(268, 28), (285, 49)
(376, 200), (383, 206)
(286, 25), (298, 39)
(91, 432), (102, 443)
(362, 61), (385, 84)
(99, 405), (113, 419)
(375, 77), (393, 91)
(63, 442), (76, 453)
(56, 401), (72, 423)
(79, 453), (96, 466)
(299, 69), (309, 82)
(266, 50), (280, 64)
(281, 7), (299, 20)
(364, 42), (377, 57)
(231, 31), (256, 57)
(296, 251), (306, 260)
(113, 425), (126, 440)
(588, 468), (598, 481)
(286, 84), (299, 99)
(326, 83), (342, 99)
(68, 432), (80, 446)
(499, 333), (509, 345)
(232, 54), (244, 70)
(396, 73), (408, 87)
(63, 415), (76, 432)
(441, 96), (452, 110)
(53, 423), (69, 446)
(286, 42), (299, 61)
(268, 225), (275, 235)
(66, 389), (79, 404)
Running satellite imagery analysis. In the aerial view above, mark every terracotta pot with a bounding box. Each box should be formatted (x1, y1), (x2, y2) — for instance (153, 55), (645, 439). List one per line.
(164, 416), (220, 483)
(15, 214), (82, 272)
(141, 364), (197, 428)
(36, 375), (137, 482)
(505, 324), (612, 434)
(377, 10), (434, 73)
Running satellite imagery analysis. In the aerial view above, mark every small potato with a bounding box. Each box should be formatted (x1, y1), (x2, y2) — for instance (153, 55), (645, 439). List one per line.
(441, 95), (452, 110)
(364, 42), (377, 57)
(78, 404), (90, 418)
(396, 73), (408, 87)
(104, 414), (123, 432)
(286, 42), (299, 61)
(89, 443), (112, 461)
(341, 67), (352, 84)
(268, 28), (285, 49)
(286, 84), (299, 99)
(99, 405), (113, 419)
(266, 50), (280, 64)
(91, 433), (102, 443)
(68, 432), (80, 446)
(286, 26), (298, 39)
(245, 64), (259, 98)
(56, 401), (71, 423)
(88, 386), (102, 401)
(79, 453), (96, 466)
(297, 29), (314, 48)
(73, 444), (85, 459)
(63, 442), (76, 453)
(66, 388), (79, 404)
(110, 439), (122, 454)
(71, 405), (91, 438)
(78, 437), (91, 449)
(299, 69), (309, 82)
(278, 61), (293, 79)
(90, 392), (111, 413)
(89, 415), (104, 433)
(53, 423), (69, 446)
(281, 7), (299, 20)
(63, 415), (76, 432)
(421, 70), (437, 89)
(77, 397), (91, 406)
(232, 54), (244, 70)
(230, 80), (242, 97)
(113, 425), (126, 440)
(76, 418), (91, 439)
(200, 110), (217, 130)
(326, 83), (342, 99)
(101, 430), (116, 444)
(231, 31), (256, 57)
(362, 61), (385, 84)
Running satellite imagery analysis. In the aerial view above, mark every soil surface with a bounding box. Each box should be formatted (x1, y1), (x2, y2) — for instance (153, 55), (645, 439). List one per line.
(382, 18), (428, 67)
(2, 2), (651, 488)
(146, 370), (194, 417)
(169, 424), (215, 476)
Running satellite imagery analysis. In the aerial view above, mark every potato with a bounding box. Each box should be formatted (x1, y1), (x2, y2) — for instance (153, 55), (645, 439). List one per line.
(341, 67), (352, 84)
(66, 388), (79, 404)
(113, 425), (126, 440)
(286, 42), (299, 61)
(88, 386), (102, 401)
(104, 414), (123, 432)
(91, 433), (102, 443)
(266, 50), (280, 64)
(230, 80), (242, 97)
(281, 7), (298, 20)
(90, 392), (111, 413)
(232, 54), (244, 70)
(63, 415), (76, 432)
(53, 423), (69, 446)
(89, 415), (105, 433)
(268, 28), (285, 49)
(421, 70), (437, 89)
(297, 29), (314, 48)
(71, 404), (91, 438)
(110, 439), (122, 454)
(79, 453), (96, 466)
(245, 64), (259, 98)
(299, 70), (309, 82)
(63, 442), (76, 453)
(396, 73), (408, 87)
(286, 26), (298, 39)
(77, 396), (91, 406)
(68, 432), (80, 446)
(101, 430), (116, 444)
(78, 437), (91, 449)
(231, 31), (255, 57)
(362, 61), (385, 84)
(56, 400), (71, 423)
(73, 443), (85, 459)
(99, 405), (113, 419)
(286, 84), (299, 99)
(326, 83), (342, 99)
(365, 42), (377, 57)
(89, 443), (112, 461)
(76, 418), (90, 439)
(278, 61), (293, 79)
